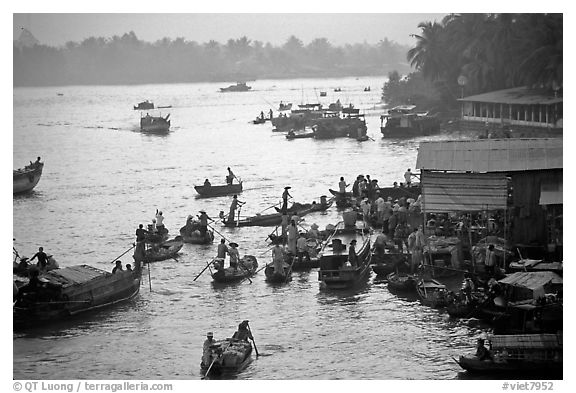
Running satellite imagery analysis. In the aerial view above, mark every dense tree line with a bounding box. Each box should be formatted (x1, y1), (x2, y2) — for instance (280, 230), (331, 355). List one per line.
(13, 31), (411, 87)
(383, 14), (562, 111)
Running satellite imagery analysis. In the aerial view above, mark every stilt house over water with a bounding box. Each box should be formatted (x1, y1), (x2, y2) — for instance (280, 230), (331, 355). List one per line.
(458, 87), (562, 138)
(415, 138), (562, 262)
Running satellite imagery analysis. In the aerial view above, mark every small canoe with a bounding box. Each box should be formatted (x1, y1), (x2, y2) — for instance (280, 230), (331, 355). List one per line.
(386, 272), (417, 292)
(195, 182), (243, 197)
(13, 162), (44, 194)
(143, 236), (183, 263)
(264, 263), (292, 283)
(200, 339), (253, 377)
(273, 198), (333, 215)
(416, 278), (448, 308)
(211, 256), (258, 283)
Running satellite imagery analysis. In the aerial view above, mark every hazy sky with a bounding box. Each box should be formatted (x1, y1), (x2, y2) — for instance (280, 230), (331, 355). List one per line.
(13, 13), (447, 47)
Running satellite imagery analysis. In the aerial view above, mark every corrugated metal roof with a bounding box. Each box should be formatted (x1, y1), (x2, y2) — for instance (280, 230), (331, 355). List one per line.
(498, 271), (562, 290)
(422, 172), (508, 212)
(416, 138), (562, 172)
(457, 86), (562, 105)
(490, 334), (562, 349)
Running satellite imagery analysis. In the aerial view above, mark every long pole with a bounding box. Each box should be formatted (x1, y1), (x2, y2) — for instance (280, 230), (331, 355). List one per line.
(208, 224), (231, 243)
(148, 263), (152, 291)
(109, 243), (136, 264)
(247, 323), (259, 357)
(193, 257), (216, 281)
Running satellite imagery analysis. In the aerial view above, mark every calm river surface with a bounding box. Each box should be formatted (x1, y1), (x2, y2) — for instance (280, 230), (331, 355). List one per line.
(13, 76), (486, 380)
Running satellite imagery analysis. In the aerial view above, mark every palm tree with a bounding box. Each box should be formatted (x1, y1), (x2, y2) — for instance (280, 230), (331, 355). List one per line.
(407, 21), (449, 82)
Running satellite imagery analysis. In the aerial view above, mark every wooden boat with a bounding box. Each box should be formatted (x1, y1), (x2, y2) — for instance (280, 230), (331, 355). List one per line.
(328, 188), (353, 208)
(179, 226), (214, 244)
(13, 261), (142, 329)
(200, 338), (253, 377)
(285, 130), (315, 139)
(134, 100), (154, 110)
(416, 277), (449, 308)
(318, 228), (371, 290)
(380, 105), (440, 138)
(140, 113), (170, 133)
(264, 262), (293, 283)
(220, 82), (251, 92)
(508, 259), (563, 275)
(143, 236), (183, 263)
(456, 333), (562, 375)
(211, 256), (258, 284)
(13, 161), (44, 194)
(278, 102), (292, 111)
(387, 272), (417, 292)
(273, 197), (333, 215)
(319, 91), (327, 97)
(312, 113), (366, 140)
(194, 181), (243, 197)
(374, 184), (421, 200)
(371, 252), (410, 276)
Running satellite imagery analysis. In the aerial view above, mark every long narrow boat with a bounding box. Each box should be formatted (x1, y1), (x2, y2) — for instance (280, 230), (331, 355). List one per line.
(194, 181), (243, 197)
(224, 198), (333, 228)
(416, 277), (449, 308)
(273, 198), (333, 214)
(456, 333), (562, 376)
(143, 236), (183, 263)
(371, 251), (409, 276)
(13, 161), (44, 194)
(200, 338), (253, 377)
(318, 227), (371, 290)
(211, 256), (258, 284)
(13, 261), (142, 329)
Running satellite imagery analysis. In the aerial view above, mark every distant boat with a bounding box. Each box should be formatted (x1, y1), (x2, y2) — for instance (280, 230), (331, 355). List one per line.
(13, 159), (44, 194)
(140, 112), (170, 133)
(56, 93), (64, 96)
(134, 100), (155, 110)
(278, 102), (292, 111)
(194, 181), (243, 197)
(380, 105), (441, 138)
(220, 82), (252, 92)
(364, 87), (371, 92)
(319, 91), (327, 97)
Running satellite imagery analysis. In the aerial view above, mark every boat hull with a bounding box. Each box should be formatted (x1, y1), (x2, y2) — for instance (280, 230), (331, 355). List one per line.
(386, 272), (417, 292)
(179, 228), (214, 244)
(13, 264), (141, 329)
(211, 256), (258, 283)
(194, 182), (243, 197)
(264, 264), (292, 283)
(143, 237), (183, 263)
(13, 163), (44, 194)
(416, 278), (448, 308)
(200, 339), (253, 377)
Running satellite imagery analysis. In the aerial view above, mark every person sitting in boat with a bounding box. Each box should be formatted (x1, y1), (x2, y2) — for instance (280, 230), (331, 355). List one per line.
(308, 223), (321, 239)
(228, 242), (240, 270)
(112, 260), (123, 274)
(45, 255), (59, 271)
(29, 247), (48, 271)
(197, 210), (213, 237)
(232, 320), (253, 342)
(15, 268), (42, 302)
(126, 264), (133, 272)
(287, 129), (295, 137)
(475, 338), (493, 361)
(338, 177), (349, 194)
(204, 179), (211, 187)
(372, 231), (389, 259)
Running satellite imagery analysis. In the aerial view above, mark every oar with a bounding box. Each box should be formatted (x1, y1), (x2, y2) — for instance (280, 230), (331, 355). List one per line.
(109, 243), (136, 264)
(238, 259), (253, 284)
(207, 224), (231, 243)
(202, 340), (233, 380)
(246, 323), (259, 357)
(193, 257), (216, 281)
(257, 201), (282, 215)
(148, 262), (152, 291)
(284, 255), (295, 284)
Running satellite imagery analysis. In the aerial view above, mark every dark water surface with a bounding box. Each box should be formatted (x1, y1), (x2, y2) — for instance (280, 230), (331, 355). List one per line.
(13, 77), (486, 380)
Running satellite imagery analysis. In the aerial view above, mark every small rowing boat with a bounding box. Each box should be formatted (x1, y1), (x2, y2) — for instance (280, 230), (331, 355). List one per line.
(13, 159), (44, 194)
(386, 272), (417, 292)
(211, 256), (258, 284)
(264, 262), (292, 283)
(200, 338), (253, 377)
(143, 236), (183, 263)
(416, 277), (448, 308)
(194, 182), (243, 197)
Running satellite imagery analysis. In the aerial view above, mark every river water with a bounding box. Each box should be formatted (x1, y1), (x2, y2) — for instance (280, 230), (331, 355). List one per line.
(12, 76), (488, 380)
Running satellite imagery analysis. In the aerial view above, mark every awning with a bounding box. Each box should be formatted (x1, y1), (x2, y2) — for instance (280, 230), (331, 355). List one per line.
(498, 271), (563, 290)
(540, 178), (563, 205)
(421, 172), (508, 213)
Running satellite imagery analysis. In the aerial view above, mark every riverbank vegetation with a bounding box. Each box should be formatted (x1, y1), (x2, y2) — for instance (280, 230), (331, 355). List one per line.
(13, 32), (410, 87)
(382, 13), (562, 114)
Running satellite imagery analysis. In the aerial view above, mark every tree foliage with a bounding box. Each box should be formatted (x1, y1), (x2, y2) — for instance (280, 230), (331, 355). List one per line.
(13, 32), (411, 87)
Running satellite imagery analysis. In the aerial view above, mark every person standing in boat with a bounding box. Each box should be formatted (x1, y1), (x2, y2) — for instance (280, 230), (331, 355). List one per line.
(226, 167), (237, 185)
(217, 238), (229, 261)
(360, 198), (372, 229)
(296, 233), (311, 265)
(202, 332), (216, 367)
(197, 210), (212, 237)
(228, 242), (240, 270)
(269, 108), (273, 120)
(348, 239), (358, 268)
(155, 210), (165, 233)
(287, 220), (298, 254)
(338, 177), (348, 194)
(232, 320), (253, 342)
(228, 195), (245, 223)
(484, 244), (496, 276)
(29, 247), (48, 271)
(281, 186), (292, 214)
(404, 168), (414, 186)
(272, 243), (286, 275)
